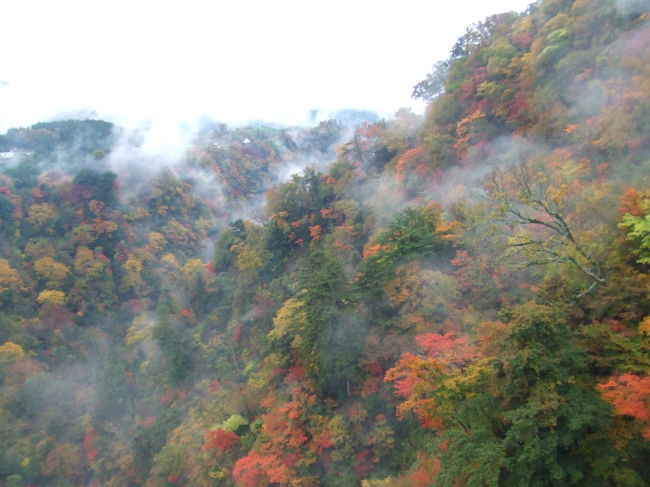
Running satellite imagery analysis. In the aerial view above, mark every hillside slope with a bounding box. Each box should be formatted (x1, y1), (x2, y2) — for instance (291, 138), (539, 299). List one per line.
(1, 1), (649, 486)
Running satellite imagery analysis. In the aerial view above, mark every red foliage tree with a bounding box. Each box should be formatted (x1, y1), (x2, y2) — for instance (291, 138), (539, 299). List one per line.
(83, 428), (99, 464)
(416, 331), (477, 365)
(599, 373), (650, 439)
(204, 429), (240, 453)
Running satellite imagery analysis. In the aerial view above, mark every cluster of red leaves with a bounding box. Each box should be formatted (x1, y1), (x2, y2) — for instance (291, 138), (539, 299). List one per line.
(83, 429), (99, 464)
(355, 449), (373, 477)
(367, 361), (383, 376)
(309, 224), (322, 240)
(166, 474), (181, 484)
(320, 207), (340, 220)
(310, 431), (334, 455)
(386, 353), (425, 398)
(204, 429), (240, 452)
(385, 352), (445, 429)
(285, 365), (305, 382)
(362, 244), (389, 260)
(459, 67), (488, 101)
(232, 451), (268, 486)
(161, 388), (186, 406)
(416, 331), (478, 365)
(395, 147), (428, 182)
(262, 403), (307, 447)
(385, 332), (480, 430)
(59, 184), (93, 205)
(233, 450), (301, 486)
(140, 415), (155, 428)
(233, 391), (316, 486)
(125, 298), (146, 315)
(233, 323), (243, 343)
(619, 187), (644, 217)
(507, 92), (530, 123)
(38, 304), (74, 330)
(598, 373), (650, 438)
(408, 454), (441, 487)
(360, 376), (381, 398)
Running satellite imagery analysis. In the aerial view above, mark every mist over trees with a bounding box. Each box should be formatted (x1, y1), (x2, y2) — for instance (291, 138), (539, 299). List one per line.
(1, 0), (649, 486)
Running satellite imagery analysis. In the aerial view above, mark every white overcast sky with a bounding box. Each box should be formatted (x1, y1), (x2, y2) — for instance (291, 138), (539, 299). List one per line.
(0, 0), (533, 132)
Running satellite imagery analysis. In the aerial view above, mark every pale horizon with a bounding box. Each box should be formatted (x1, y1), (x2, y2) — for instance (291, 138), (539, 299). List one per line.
(1, 0), (533, 133)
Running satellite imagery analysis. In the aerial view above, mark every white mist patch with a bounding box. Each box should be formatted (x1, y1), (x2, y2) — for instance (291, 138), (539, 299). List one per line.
(616, 0), (649, 16)
(0, 0), (533, 133)
(357, 134), (544, 241)
(106, 117), (202, 172)
(437, 135), (543, 204)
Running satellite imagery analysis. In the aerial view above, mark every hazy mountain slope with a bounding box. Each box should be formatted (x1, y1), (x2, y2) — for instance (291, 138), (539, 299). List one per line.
(0, 1), (649, 486)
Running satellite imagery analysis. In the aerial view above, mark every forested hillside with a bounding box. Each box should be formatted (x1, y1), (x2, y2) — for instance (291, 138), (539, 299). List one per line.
(1, 0), (649, 486)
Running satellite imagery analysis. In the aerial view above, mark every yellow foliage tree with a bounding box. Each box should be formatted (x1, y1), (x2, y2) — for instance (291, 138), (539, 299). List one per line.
(73, 246), (105, 278)
(182, 258), (204, 280)
(34, 256), (70, 289)
(161, 253), (180, 269)
(125, 315), (154, 347)
(24, 239), (56, 260)
(0, 258), (23, 295)
(268, 296), (307, 343)
(26, 202), (58, 228)
(640, 316), (650, 336)
(148, 231), (166, 252)
(0, 341), (25, 363)
(120, 254), (145, 293)
(37, 289), (66, 305)
(88, 199), (105, 217)
(70, 224), (96, 246)
(385, 262), (459, 325)
(163, 218), (195, 248)
(232, 242), (264, 280)
(41, 443), (84, 482)
(182, 258), (204, 292)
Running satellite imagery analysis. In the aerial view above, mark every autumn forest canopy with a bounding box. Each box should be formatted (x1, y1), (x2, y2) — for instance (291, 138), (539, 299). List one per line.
(1, 0), (649, 486)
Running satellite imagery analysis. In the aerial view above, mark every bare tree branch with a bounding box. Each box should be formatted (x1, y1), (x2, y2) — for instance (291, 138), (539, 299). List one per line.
(485, 158), (607, 292)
